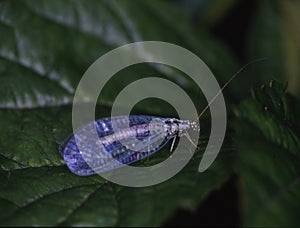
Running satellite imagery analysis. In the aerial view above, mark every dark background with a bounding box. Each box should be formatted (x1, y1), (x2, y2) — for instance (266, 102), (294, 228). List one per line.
(165, 1), (257, 226)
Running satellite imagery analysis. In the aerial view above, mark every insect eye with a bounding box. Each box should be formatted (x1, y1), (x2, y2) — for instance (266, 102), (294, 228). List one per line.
(190, 121), (200, 131)
(170, 124), (178, 134)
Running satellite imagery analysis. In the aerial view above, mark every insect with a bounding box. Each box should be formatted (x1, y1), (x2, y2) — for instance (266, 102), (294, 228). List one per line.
(59, 59), (266, 176)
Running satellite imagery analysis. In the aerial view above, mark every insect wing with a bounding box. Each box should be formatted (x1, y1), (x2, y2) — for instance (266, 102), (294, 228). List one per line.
(60, 115), (171, 176)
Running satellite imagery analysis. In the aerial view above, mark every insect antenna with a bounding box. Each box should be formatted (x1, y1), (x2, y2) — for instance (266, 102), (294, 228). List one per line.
(194, 58), (267, 121)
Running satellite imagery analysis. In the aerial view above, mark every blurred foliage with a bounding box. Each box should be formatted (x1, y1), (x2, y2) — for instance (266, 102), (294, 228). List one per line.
(0, 0), (299, 226)
(247, 0), (300, 97)
(172, 0), (238, 26)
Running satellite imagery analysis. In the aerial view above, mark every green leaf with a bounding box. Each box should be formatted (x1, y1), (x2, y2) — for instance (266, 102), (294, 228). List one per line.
(0, 100), (234, 226)
(234, 81), (300, 226)
(0, 0), (237, 226)
(0, 0), (239, 109)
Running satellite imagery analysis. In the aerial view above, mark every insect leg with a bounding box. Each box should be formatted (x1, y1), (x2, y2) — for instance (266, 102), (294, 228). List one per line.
(182, 131), (198, 148)
(170, 135), (177, 153)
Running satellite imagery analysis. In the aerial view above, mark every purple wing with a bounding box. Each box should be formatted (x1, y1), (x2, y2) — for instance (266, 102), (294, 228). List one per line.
(59, 115), (172, 176)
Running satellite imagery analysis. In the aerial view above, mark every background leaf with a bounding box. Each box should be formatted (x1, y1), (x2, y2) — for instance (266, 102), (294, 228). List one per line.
(234, 81), (300, 226)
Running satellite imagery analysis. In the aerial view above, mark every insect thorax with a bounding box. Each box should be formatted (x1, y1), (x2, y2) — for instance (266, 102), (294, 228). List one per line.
(161, 118), (200, 137)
